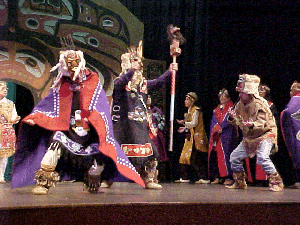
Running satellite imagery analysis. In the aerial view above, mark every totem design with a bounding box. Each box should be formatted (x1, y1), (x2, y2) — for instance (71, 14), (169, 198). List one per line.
(0, 0), (143, 103)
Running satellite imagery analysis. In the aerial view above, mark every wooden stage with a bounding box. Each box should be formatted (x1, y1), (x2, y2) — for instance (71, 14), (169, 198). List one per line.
(1, 181), (300, 224)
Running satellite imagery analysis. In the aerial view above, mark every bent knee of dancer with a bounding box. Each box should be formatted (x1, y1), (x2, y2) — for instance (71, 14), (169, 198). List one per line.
(256, 155), (272, 166)
(230, 157), (244, 172)
(256, 156), (276, 174)
(230, 151), (244, 165)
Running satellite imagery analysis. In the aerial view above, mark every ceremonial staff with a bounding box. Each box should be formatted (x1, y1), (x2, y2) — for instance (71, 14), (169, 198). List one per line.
(167, 24), (186, 151)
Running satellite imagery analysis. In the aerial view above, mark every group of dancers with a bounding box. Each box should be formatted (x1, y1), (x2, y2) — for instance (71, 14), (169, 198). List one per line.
(1, 39), (300, 194)
(176, 74), (300, 192)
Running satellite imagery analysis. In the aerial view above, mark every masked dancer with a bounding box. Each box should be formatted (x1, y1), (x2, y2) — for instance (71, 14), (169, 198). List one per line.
(12, 45), (144, 194)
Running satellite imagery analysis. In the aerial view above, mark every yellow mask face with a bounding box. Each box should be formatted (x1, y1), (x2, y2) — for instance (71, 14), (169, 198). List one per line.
(66, 52), (80, 73)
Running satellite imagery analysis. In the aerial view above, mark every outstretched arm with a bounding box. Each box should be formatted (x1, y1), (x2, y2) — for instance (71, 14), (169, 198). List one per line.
(147, 63), (177, 91)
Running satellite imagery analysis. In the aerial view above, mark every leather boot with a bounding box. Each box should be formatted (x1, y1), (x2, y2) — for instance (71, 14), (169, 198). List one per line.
(226, 172), (247, 189)
(268, 172), (284, 192)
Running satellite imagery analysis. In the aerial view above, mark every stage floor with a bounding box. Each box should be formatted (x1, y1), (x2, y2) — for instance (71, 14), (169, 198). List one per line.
(1, 181), (300, 208)
(1, 182), (300, 224)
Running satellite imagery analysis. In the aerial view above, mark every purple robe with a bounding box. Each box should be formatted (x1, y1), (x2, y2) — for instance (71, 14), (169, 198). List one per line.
(148, 105), (168, 162)
(112, 69), (170, 167)
(209, 112), (239, 177)
(281, 94), (300, 169)
(12, 71), (145, 188)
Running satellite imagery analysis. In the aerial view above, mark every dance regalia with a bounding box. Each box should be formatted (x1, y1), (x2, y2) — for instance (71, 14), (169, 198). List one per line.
(12, 70), (144, 188)
(148, 105), (168, 162)
(244, 100), (277, 183)
(0, 98), (16, 158)
(179, 106), (208, 165)
(112, 70), (170, 168)
(281, 92), (300, 170)
(0, 98), (18, 183)
(208, 100), (238, 178)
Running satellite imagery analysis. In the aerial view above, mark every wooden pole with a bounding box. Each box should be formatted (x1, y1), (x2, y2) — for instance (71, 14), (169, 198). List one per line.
(169, 39), (181, 152)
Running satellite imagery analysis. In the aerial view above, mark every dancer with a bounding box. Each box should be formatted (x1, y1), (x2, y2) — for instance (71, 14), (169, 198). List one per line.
(259, 84), (278, 120)
(243, 84), (278, 186)
(226, 74), (283, 191)
(0, 81), (20, 183)
(176, 92), (209, 184)
(111, 41), (176, 189)
(147, 95), (168, 181)
(12, 47), (144, 194)
(147, 95), (168, 163)
(281, 81), (300, 188)
(208, 88), (238, 185)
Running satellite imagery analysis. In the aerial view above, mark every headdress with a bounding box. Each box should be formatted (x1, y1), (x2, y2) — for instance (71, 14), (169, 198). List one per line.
(186, 92), (198, 102)
(236, 74), (260, 97)
(50, 36), (86, 91)
(120, 40), (143, 75)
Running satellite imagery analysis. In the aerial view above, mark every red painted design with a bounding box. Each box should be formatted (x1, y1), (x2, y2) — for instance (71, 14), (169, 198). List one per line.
(121, 143), (153, 157)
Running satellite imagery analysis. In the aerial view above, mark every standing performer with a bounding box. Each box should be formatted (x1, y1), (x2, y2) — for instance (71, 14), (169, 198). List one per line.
(111, 41), (176, 189)
(259, 84), (278, 121)
(208, 88), (238, 185)
(0, 81), (20, 183)
(147, 95), (168, 163)
(226, 74), (284, 192)
(243, 84), (278, 186)
(147, 96), (168, 181)
(176, 92), (209, 184)
(12, 46), (144, 194)
(281, 81), (300, 188)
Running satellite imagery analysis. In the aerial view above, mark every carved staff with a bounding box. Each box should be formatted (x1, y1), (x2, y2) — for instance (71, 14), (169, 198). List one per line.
(167, 24), (186, 152)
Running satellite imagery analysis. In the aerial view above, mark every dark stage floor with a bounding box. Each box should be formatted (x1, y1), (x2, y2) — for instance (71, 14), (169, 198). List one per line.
(1, 182), (300, 224)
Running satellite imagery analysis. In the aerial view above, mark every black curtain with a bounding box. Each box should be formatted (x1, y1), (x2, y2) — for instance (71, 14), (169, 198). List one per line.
(119, 0), (300, 183)
(120, 0), (300, 122)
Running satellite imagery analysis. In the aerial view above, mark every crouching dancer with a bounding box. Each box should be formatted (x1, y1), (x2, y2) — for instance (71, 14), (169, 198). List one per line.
(226, 74), (283, 192)
(11, 48), (144, 194)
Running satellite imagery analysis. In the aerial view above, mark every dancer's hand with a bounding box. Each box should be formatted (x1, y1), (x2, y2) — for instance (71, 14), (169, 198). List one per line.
(178, 127), (186, 133)
(242, 119), (254, 127)
(228, 108), (236, 119)
(176, 119), (184, 125)
(169, 63), (178, 71)
(11, 116), (21, 124)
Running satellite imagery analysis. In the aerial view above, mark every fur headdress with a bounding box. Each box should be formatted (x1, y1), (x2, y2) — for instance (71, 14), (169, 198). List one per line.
(50, 50), (86, 91)
(120, 40), (143, 75)
(236, 74), (260, 97)
(50, 36), (86, 92)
